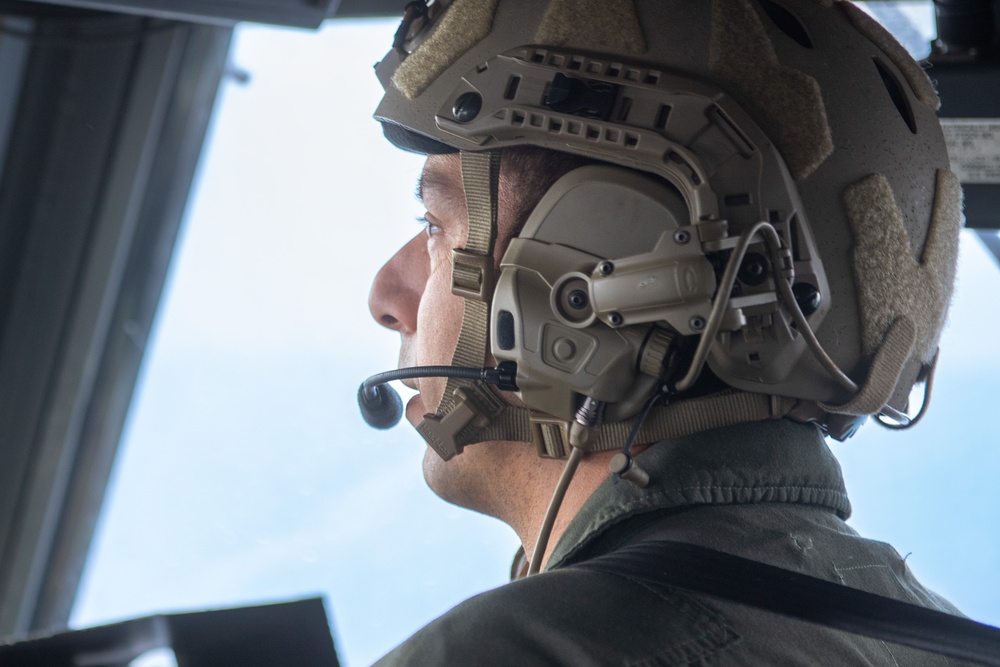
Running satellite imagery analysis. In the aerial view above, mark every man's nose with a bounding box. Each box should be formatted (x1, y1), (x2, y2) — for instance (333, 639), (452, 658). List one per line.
(368, 233), (428, 333)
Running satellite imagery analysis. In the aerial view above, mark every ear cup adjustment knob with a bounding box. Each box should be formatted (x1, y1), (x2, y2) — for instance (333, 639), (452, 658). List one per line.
(639, 327), (680, 378)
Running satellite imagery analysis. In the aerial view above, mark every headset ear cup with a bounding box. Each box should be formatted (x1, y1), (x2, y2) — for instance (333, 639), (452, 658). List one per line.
(492, 165), (700, 424)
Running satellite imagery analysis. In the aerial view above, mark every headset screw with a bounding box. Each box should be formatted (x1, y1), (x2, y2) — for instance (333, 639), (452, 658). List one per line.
(738, 252), (769, 286)
(609, 312), (624, 326)
(689, 315), (706, 331)
(567, 289), (589, 310)
(673, 229), (691, 245)
(598, 261), (614, 276)
(452, 92), (482, 123)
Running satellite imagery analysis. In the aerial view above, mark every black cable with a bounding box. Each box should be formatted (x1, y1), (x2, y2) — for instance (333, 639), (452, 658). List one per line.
(362, 365), (484, 389)
(358, 363), (518, 429)
(361, 362), (518, 392)
(621, 386), (670, 458)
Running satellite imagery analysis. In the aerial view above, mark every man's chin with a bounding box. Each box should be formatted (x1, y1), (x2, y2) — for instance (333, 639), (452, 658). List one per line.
(421, 445), (476, 510)
(404, 397), (454, 499)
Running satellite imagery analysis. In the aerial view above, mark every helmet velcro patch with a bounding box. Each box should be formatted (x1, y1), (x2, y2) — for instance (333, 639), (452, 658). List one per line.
(534, 0), (647, 55)
(392, 0), (500, 100)
(709, 0), (833, 181)
(844, 170), (961, 367)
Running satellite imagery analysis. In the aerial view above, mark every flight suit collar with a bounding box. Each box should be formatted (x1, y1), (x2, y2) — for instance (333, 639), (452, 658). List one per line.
(545, 419), (851, 571)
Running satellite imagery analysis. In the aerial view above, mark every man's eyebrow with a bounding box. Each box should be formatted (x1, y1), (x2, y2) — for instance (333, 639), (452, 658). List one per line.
(416, 163), (465, 211)
(416, 167), (446, 203)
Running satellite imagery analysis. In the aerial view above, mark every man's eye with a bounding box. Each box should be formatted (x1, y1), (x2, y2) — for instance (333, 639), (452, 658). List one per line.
(417, 215), (442, 238)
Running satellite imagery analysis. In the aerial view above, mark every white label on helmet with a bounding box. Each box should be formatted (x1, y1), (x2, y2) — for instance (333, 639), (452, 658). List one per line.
(941, 119), (1000, 184)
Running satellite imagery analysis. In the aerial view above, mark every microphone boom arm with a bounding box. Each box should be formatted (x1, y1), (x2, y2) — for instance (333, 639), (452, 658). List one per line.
(358, 362), (519, 429)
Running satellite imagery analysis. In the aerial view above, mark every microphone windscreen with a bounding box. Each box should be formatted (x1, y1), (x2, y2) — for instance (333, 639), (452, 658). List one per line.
(357, 382), (404, 429)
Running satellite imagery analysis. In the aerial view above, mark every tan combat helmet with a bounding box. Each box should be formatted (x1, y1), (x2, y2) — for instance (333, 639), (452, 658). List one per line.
(373, 0), (963, 462)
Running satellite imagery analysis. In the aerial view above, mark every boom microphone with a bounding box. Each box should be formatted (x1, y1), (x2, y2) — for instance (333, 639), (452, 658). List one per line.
(357, 382), (405, 429)
(358, 362), (519, 429)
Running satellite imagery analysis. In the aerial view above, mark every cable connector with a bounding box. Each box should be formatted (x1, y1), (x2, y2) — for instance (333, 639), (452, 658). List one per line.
(482, 361), (519, 391)
(609, 452), (650, 488)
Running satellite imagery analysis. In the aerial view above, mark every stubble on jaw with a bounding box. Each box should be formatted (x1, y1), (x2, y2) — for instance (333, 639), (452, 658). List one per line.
(421, 436), (558, 531)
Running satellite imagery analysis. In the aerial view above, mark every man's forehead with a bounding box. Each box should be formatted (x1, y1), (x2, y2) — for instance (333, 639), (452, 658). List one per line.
(418, 155), (466, 212)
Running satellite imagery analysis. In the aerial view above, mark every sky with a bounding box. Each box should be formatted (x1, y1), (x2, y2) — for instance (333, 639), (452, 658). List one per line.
(70, 8), (1000, 667)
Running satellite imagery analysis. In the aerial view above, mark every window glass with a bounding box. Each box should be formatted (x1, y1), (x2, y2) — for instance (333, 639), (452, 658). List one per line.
(857, 1), (935, 58)
(73, 7), (1000, 666)
(72, 20), (519, 667)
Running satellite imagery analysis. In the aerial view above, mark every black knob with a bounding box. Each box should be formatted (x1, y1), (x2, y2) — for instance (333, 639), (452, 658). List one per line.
(452, 92), (482, 123)
(792, 282), (821, 317)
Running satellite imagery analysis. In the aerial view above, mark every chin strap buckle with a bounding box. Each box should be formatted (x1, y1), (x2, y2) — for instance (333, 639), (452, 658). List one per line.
(417, 389), (491, 461)
(529, 415), (572, 459)
(451, 249), (494, 302)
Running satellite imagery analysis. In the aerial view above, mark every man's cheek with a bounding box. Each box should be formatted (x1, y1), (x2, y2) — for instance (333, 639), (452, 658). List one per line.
(418, 377), (447, 416)
(427, 247), (453, 278)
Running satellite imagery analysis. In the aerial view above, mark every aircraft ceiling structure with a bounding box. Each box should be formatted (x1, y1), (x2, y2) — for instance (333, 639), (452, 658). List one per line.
(10, 0), (406, 27)
(0, 0), (997, 643)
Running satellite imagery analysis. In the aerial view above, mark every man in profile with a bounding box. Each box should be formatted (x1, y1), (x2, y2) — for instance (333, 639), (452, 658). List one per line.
(363, 0), (967, 663)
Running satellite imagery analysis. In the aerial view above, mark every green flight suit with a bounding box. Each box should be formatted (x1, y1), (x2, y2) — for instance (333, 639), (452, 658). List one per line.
(375, 419), (969, 666)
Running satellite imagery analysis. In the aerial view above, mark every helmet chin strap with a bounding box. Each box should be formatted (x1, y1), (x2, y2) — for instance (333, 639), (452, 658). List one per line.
(416, 150), (505, 460)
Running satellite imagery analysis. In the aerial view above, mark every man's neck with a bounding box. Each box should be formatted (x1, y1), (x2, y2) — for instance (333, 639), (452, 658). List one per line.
(511, 450), (620, 570)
